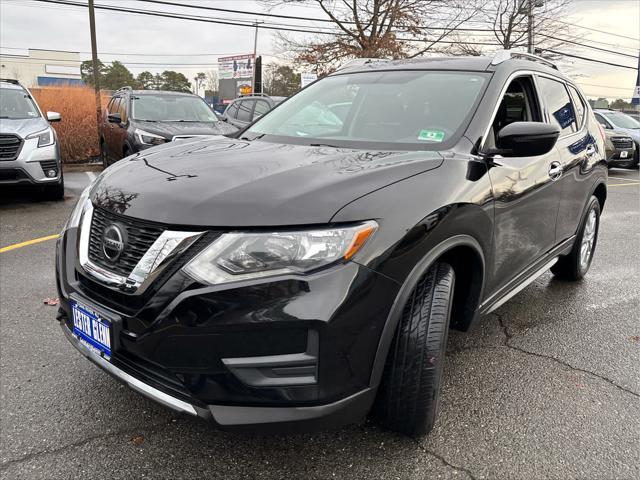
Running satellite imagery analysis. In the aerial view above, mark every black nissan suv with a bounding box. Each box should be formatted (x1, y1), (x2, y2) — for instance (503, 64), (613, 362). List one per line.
(56, 51), (607, 436)
(99, 87), (238, 167)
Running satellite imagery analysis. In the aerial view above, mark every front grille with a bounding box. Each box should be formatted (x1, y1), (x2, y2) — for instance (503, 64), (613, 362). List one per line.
(40, 160), (59, 176)
(78, 230), (218, 315)
(611, 137), (633, 149)
(0, 134), (23, 161)
(88, 208), (165, 277)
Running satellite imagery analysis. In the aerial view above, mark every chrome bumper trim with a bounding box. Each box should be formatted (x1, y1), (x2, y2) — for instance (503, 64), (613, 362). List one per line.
(61, 323), (197, 416)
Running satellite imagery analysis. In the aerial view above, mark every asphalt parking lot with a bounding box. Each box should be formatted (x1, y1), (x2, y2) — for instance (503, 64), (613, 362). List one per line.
(1, 169), (638, 480)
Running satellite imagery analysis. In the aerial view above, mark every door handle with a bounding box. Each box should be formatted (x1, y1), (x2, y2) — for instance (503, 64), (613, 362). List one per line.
(548, 161), (562, 181)
(586, 144), (596, 156)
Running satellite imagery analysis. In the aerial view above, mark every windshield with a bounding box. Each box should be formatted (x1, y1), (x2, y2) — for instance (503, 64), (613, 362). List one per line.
(0, 88), (40, 119)
(246, 70), (488, 150)
(603, 111), (640, 129)
(132, 94), (219, 122)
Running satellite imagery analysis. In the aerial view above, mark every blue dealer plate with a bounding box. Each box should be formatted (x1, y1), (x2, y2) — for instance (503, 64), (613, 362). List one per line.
(71, 301), (112, 358)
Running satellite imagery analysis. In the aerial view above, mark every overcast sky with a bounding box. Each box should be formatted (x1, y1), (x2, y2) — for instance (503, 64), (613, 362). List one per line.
(0, 0), (638, 100)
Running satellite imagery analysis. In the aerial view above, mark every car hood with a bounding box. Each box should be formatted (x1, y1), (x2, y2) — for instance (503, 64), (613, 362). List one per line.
(92, 137), (444, 226)
(611, 127), (640, 142)
(0, 117), (50, 138)
(133, 120), (238, 138)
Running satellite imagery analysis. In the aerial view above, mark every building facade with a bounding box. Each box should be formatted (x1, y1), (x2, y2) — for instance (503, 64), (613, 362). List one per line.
(0, 49), (83, 87)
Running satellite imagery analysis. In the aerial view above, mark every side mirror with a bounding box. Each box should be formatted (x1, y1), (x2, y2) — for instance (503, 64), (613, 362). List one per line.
(47, 111), (61, 122)
(108, 112), (122, 124)
(490, 122), (560, 157)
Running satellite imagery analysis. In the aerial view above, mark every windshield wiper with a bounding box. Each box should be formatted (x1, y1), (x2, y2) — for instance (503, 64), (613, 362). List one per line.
(239, 133), (265, 141)
(310, 143), (342, 148)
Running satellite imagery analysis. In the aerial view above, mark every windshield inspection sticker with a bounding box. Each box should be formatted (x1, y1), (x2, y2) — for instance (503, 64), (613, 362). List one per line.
(418, 130), (445, 142)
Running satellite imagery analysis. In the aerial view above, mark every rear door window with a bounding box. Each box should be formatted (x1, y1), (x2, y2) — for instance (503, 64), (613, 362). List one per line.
(225, 102), (239, 119)
(537, 77), (576, 135)
(236, 100), (254, 122)
(253, 100), (270, 119)
(109, 97), (121, 115)
(118, 97), (128, 123)
(567, 85), (585, 130)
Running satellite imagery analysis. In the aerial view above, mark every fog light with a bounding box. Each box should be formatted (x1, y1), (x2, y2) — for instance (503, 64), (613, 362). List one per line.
(47, 169), (57, 178)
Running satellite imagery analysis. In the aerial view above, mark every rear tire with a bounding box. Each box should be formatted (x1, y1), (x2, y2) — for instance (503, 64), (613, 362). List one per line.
(374, 262), (455, 437)
(551, 196), (600, 281)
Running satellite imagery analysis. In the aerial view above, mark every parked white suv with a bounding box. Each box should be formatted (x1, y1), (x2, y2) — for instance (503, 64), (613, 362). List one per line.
(0, 79), (64, 199)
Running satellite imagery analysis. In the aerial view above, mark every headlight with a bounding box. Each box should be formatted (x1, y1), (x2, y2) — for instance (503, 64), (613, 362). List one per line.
(62, 183), (93, 232)
(183, 221), (377, 285)
(27, 127), (55, 147)
(135, 128), (167, 146)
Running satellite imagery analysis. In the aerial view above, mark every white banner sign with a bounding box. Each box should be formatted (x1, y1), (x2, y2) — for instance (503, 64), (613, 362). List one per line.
(300, 72), (318, 88)
(218, 54), (254, 80)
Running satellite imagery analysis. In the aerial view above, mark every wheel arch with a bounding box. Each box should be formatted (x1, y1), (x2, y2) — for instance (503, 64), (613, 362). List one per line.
(369, 234), (485, 388)
(592, 181), (607, 212)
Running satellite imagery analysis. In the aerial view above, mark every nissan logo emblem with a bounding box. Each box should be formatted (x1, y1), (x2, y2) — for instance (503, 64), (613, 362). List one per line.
(102, 224), (125, 262)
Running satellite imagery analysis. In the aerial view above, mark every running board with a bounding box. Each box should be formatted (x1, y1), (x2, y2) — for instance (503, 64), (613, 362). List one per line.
(484, 258), (559, 314)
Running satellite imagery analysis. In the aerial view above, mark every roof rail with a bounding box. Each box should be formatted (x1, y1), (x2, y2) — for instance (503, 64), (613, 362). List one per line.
(116, 86), (133, 92)
(491, 49), (558, 70)
(239, 92), (270, 98)
(0, 78), (21, 85)
(336, 57), (390, 71)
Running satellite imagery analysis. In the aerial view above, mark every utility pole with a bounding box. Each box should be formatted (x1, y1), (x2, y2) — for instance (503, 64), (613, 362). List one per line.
(527, 0), (534, 54)
(251, 21), (262, 94)
(88, 0), (102, 145)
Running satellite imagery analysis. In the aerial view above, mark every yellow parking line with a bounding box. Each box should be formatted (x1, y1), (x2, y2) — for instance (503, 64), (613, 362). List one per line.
(0, 234), (60, 253)
(608, 182), (640, 187)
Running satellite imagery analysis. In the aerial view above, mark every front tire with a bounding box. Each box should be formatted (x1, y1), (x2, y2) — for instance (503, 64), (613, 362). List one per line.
(551, 196), (600, 281)
(100, 140), (109, 168)
(374, 262), (455, 437)
(42, 176), (65, 201)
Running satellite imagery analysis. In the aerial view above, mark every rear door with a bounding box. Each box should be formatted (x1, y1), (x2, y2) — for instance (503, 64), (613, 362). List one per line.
(486, 74), (564, 292)
(547, 80), (600, 242)
(105, 97), (121, 160)
(114, 95), (130, 159)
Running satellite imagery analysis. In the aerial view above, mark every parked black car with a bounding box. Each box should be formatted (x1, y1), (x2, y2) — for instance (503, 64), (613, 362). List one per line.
(100, 88), (238, 166)
(57, 52), (607, 436)
(220, 94), (285, 129)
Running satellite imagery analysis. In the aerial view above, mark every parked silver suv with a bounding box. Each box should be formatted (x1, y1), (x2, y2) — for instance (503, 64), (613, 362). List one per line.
(0, 79), (64, 199)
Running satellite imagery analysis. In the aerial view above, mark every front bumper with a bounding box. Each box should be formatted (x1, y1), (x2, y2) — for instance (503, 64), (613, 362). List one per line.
(61, 322), (375, 431)
(56, 224), (399, 431)
(607, 148), (637, 167)
(0, 137), (61, 185)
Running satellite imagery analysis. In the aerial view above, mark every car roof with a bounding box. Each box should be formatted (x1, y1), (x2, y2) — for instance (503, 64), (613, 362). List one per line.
(594, 109), (622, 114)
(123, 90), (198, 97)
(0, 81), (25, 91)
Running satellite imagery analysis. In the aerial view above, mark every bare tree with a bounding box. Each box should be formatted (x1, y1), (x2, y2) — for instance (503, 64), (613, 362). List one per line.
(265, 0), (481, 73)
(444, 0), (577, 58)
(193, 72), (206, 95)
(205, 70), (219, 95)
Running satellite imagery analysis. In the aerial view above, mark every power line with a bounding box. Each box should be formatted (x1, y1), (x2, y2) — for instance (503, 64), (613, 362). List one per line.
(29, 0), (640, 72)
(538, 48), (637, 70)
(537, 33), (638, 60)
(30, 0), (505, 46)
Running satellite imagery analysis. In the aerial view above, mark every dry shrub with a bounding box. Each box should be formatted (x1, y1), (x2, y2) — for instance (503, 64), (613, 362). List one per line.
(31, 86), (110, 163)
